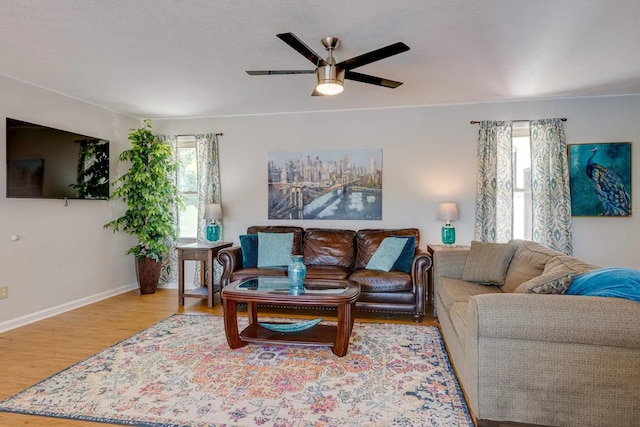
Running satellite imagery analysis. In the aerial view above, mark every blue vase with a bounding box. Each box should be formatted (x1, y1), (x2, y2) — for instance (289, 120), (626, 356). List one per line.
(288, 255), (307, 295)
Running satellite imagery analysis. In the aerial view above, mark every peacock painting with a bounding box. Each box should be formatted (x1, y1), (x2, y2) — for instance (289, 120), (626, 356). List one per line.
(569, 142), (632, 216)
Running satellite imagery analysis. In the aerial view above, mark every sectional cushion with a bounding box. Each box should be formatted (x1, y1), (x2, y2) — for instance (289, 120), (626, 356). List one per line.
(449, 302), (469, 350)
(503, 239), (563, 293)
(462, 241), (516, 285)
(349, 269), (413, 292)
(305, 265), (352, 280)
(303, 228), (356, 267)
(437, 277), (503, 312)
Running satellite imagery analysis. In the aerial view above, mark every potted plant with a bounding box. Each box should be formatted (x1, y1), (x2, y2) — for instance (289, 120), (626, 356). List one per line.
(105, 119), (183, 294)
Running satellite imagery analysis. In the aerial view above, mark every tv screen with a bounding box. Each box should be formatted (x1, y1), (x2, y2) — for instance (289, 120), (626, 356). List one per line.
(6, 118), (109, 200)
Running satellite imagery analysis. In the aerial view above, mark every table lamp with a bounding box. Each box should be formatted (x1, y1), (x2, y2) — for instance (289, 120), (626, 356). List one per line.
(437, 202), (459, 246)
(204, 203), (223, 242)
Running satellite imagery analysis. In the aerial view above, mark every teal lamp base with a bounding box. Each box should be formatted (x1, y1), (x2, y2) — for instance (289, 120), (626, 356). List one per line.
(441, 223), (456, 246)
(206, 222), (220, 242)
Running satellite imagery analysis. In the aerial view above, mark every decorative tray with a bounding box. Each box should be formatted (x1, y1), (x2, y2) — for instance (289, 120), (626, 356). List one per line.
(258, 317), (323, 333)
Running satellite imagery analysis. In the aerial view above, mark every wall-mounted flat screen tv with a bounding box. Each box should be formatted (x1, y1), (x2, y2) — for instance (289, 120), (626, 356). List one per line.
(6, 118), (110, 200)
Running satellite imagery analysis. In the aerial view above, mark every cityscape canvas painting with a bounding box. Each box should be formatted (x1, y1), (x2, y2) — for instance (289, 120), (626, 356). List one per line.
(568, 142), (631, 216)
(268, 149), (382, 220)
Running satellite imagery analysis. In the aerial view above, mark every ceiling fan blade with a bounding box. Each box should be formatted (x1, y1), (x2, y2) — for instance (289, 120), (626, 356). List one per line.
(345, 71), (403, 88)
(246, 70), (316, 75)
(338, 42), (410, 71)
(277, 32), (327, 67)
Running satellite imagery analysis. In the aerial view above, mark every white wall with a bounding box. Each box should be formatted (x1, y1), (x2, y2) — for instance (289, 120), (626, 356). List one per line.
(155, 95), (640, 269)
(0, 75), (140, 328)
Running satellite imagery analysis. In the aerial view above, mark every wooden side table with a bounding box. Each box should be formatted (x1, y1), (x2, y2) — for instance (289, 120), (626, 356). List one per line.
(177, 241), (232, 308)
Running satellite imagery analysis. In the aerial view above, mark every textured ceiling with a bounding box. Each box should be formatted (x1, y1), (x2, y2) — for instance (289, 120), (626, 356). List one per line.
(1, 0), (640, 119)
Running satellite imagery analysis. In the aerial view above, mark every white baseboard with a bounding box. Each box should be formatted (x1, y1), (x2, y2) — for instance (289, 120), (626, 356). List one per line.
(0, 283), (139, 333)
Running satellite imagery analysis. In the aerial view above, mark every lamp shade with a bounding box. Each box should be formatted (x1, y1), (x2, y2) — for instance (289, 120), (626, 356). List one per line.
(437, 202), (459, 222)
(204, 203), (223, 220)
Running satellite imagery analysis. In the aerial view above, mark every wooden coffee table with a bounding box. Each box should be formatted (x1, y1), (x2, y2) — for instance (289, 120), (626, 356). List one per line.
(221, 277), (361, 357)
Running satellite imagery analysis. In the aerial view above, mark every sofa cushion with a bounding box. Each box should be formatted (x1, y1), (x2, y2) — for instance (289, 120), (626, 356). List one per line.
(392, 236), (416, 273)
(365, 237), (408, 272)
(461, 241), (516, 285)
(257, 232), (294, 267)
(514, 268), (577, 294)
(239, 234), (258, 268)
(515, 255), (599, 294)
(503, 239), (563, 293)
(356, 291), (416, 305)
(306, 265), (352, 280)
(438, 277), (503, 312)
(303, 228), (356, 268)
(544, 254), (600, 276)
(230, 267), (287, 283)
(349, 269), (412, 292)
(355, 228), (420, 269)
(450, 302), (469, 350)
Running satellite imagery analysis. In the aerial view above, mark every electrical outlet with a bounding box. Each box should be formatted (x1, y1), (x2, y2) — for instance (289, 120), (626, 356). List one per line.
(0, 286), (8, 300)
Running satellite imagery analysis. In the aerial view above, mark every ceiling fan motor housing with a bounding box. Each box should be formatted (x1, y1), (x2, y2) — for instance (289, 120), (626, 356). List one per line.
(317, 65), (345, 90)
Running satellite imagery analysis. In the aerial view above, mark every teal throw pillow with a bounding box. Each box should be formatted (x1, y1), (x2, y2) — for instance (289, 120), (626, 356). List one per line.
(391, 236), (416, 273)
(239, 234), (258, 268)
(366, 237), (409, 272)
(257, 232), (294, 268)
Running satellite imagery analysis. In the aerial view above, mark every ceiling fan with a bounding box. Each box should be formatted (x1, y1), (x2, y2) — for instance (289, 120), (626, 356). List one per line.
(246, 32), (410, 96)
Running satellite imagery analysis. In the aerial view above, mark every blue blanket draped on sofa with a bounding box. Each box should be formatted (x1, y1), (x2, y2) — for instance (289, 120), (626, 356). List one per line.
(567, 267), (640, 302)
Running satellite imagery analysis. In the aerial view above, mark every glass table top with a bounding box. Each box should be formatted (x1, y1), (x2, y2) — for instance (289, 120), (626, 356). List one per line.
(237, 277), (349, 294)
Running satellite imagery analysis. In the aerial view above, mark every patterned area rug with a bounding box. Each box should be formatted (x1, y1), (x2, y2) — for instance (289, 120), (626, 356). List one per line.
(0, 315), (472, 426)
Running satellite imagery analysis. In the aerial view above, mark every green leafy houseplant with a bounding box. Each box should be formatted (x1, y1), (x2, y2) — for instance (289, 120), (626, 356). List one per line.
(105, 119), (183, 293)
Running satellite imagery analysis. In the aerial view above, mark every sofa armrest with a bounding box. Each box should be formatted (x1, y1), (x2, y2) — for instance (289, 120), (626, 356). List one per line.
(469, 293), (640, 347)
(217, 246), (242, 288)
(465, 293), (640, 424)
(411, 250), (433, 317)
(432, 247), (469, 293)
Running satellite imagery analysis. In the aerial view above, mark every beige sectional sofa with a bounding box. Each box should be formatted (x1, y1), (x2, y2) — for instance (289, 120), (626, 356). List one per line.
(433, 239), (640, 427)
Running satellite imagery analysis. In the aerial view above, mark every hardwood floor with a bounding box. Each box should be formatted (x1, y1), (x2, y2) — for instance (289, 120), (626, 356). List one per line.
(0, 288), (438, 426)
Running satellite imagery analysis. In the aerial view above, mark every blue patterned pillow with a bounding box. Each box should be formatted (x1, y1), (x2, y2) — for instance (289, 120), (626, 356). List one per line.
(257, 232), (294, 268)
(366, 237), (409, 272)
(239, 234), (258, 268)
(567, 267), (640, 302)
(391, 236), (416, 273)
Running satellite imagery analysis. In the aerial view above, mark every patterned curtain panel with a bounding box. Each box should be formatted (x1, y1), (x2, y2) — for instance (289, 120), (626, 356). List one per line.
(194, 133), (223, 285)
(475, 121), (513, 243)
(530, 119), (573, 255)
(156, 134), (180, 285)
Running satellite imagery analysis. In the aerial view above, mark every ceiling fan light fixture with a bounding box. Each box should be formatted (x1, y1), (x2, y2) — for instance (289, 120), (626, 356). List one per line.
(316, 65), (345, 95)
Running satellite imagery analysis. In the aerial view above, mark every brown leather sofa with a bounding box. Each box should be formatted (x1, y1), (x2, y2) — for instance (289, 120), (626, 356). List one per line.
(217, 226), (432, 321)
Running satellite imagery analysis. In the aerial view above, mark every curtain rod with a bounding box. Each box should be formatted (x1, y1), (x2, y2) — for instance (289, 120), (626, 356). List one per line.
(175, 133), (224, 137)
(470, 118), (566, 124)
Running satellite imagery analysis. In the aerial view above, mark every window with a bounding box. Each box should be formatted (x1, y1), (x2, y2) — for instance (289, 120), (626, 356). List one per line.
(177, 136), (198, 240)
(511, 121), (531, 240)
